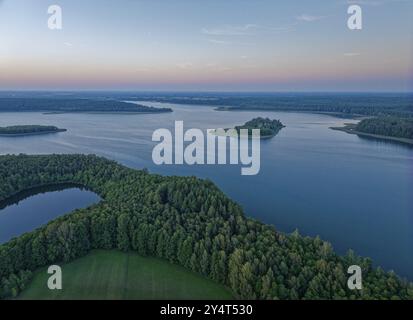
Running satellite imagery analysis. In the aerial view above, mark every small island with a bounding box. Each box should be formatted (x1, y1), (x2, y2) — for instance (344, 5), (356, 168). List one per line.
(331, 116), (413, 145)
(210, 117), (285, 139)
(0, 125), (67, 137)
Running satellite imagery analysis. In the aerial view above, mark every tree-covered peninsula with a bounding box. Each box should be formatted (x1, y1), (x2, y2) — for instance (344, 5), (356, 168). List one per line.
(0, 154), (412, 300)
(0, 125), (67, 136)
(331, 116), (413, 145)
(0, 98), (172, 114)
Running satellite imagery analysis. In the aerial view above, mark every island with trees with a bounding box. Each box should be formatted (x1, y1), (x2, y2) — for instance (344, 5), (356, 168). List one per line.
(331, 116), (413, 145)
(0, 154), (412, 300)
(0, 98), (172, 114)
(210, 117), (285, 139)
(0, 125), (67, 137)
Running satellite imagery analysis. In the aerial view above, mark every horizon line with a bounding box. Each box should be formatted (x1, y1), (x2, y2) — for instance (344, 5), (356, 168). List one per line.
(1, 90), (412, 94)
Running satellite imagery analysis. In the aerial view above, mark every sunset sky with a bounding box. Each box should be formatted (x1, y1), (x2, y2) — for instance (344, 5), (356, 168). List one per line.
(0, 0), (412, 91)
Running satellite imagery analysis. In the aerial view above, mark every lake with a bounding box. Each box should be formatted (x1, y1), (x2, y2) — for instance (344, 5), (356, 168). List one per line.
(0, 102), (412, 279)
(0, 185), (100, 244)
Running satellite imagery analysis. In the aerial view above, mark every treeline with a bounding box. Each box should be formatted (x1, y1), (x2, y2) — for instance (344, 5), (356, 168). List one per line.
(356, 117), (413, 140)
(235, 117), (285, 137)
(0, 154), (412, 300)
(125, 93), (413, 118)
(0, 125), (65, 135)
(0, 98), (172, 113)
(1, 93), (411, 117)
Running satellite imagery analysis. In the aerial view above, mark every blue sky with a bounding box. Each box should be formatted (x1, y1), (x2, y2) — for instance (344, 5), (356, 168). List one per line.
(0, 0), (412, 91)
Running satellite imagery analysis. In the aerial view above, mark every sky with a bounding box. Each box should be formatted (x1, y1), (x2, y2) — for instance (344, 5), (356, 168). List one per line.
(0, 0), (412, 92)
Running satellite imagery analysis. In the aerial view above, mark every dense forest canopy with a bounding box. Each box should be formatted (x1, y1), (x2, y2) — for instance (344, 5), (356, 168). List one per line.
(355, 117), (413, 140)
(0, 154), (412, 300)
(0, 98), (172, 113)
(235, 117), (285, 137)
(0, 125), (66, 135)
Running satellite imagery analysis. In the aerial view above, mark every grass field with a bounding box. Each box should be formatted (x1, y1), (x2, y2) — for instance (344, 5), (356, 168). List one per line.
(18, 250), (233, 300)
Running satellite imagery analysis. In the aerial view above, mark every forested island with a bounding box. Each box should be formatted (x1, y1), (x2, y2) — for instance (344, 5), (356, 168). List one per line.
(210, 117), (285, 139)
(0, 98), (172, 114)
(0, 125), (67, 136)
(331, 117), (413, 145)
(0, 154), (412, 300)
(236, 117), (285, 138)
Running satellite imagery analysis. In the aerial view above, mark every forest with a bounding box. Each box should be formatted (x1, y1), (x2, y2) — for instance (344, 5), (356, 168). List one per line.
(117, 93), (413, 118)
(355, 117), (413, 140)
(0, 98), (172, 113)
(0, 154), (412, 300)
(0, 125), (66, 135)
(1, 92), (411, 117)
(235, 117), (285, 137)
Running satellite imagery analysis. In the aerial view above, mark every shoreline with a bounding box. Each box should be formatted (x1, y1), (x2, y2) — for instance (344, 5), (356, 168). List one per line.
(208, 129), (280, 140)
(214, 107), (367, 120)
(42, 110), (173, 115)
(0, 181), (91, 210)
(1, 155), (410, 292)
(0, 129), (67, 137)
(330, 124), (413, 146)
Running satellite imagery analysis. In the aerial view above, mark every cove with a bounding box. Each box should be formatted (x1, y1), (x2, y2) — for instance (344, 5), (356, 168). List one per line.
(0, 184), (100, 244)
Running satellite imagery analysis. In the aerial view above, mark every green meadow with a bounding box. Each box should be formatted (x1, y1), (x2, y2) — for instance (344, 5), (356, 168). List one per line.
(18, 250), (233, 300)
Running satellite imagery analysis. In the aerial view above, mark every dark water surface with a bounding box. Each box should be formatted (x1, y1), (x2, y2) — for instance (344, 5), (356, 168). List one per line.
(0, 102), (412, 279)
(0, 185), (100, 244)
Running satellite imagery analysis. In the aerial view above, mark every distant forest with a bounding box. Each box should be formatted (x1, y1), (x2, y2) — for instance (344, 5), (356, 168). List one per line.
(356, 117), (413, 140)
(125, 93), (413, 118)
(0, 98), (172, 113)
(0, 92), (411, 117)
(1, 154), (412, 300)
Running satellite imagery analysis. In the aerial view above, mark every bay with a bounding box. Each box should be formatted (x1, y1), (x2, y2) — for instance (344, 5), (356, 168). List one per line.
(0, 185), (100, 244)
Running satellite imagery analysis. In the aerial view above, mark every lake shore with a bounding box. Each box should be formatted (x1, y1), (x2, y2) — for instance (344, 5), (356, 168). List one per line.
(330, 124), (413, 145)
(214, 107), (369, 120)
(0, 129), (67, 137)
(42, 110), (173, 115)
(1, 107), (411, 280)
(208, 129), (276, 140)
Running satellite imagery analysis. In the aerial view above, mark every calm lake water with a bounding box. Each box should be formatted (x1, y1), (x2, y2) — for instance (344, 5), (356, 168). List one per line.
(0, 102), (412, 279)
(0, 185), (100, 244)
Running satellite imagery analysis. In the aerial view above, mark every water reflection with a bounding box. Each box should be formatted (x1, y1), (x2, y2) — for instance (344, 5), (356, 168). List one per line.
(0, 185), (100, 244)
